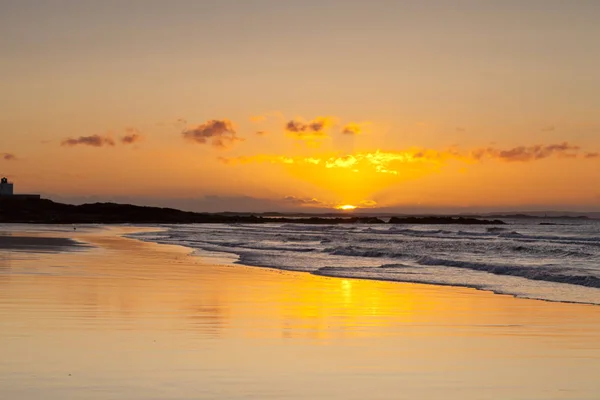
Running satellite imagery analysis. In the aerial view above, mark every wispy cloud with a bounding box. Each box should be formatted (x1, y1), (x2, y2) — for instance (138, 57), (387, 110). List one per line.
(359, 200), (378, 207)
(471, 142), (580, 162)
(282, 196), (375, 209)
(283, 195), (328, 206)
(182, 119), (243, 149)
(218, 155), (296, 165)
(220, 142), (596, 176)
(2, 153), (17, 161)
(341, 122), (369, 135)
(325, 155), (358, 169)
(285, 117), (331, 134)
(121, 128), (143, 145)
(255, 131), (268, 136)
(285, 116), (335, 144)
(61, 135), (115, 147)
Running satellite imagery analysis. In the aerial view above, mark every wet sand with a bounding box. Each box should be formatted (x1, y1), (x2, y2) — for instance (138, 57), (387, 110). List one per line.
(0, 235), (86, 251)
(0, 226), (599, 399)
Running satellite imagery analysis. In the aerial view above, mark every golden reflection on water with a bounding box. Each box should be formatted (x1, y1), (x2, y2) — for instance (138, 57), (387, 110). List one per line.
(0, 227), (599, 399)
(1, 228), (599, 341)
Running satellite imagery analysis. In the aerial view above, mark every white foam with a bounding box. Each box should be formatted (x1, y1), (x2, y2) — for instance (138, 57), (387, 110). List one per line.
(129, 220), (600, 304)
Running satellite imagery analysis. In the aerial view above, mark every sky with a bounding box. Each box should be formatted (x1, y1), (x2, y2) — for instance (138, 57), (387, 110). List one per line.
(1, 0), (600, 212)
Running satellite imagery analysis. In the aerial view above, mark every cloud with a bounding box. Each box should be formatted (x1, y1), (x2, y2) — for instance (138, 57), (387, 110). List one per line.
(2, 153), (17, 161)
(255, 131), (268, 136)
(121, 128), (143, 145)
(220, 141), (592, 176)
(471, 142), (580, 162)
(219, 150), (437, 176)
(286, 120), (326, 133)
(61, 135), (115, 147)
(283, 196), (375, 209)
(220, 155), (325, 166)
(219, 155), (295, 165)
(121, 133), (143, 144)
(325, 155), (358, 169)
(221, 150), (444, 175)
(285, 116), (335, 142)
(359, 200), (378, 207)
(283, 196), (328, 207)
(182, 119), (243, 149)
(341, 122), (369, 135)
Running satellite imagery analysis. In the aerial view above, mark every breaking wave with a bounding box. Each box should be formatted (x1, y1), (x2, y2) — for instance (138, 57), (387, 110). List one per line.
(129, 219), (600, 305)
(416, 256), (600, 288)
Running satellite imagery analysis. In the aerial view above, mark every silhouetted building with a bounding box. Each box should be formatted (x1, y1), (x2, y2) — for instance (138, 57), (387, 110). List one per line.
(0, 177), (41, 199)
(0, 177), (13, 196)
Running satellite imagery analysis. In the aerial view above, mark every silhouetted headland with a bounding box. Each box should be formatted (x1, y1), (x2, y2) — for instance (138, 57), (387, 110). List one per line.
(0, 198), (388, 224)
(1, 198), (506, 225)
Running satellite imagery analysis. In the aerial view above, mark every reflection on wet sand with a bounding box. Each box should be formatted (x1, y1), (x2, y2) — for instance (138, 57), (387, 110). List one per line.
(0, 226), (599, 399)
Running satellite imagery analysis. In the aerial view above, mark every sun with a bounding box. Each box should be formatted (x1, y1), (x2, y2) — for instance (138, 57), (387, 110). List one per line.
(336, 204), (357, 211)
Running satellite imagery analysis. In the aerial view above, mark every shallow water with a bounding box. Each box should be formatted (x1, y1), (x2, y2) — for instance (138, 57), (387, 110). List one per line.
(0, 226), (599, 399)
(132, 220), (600, 304)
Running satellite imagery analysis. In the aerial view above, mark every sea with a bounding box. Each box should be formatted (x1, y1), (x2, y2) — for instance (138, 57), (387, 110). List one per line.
(131, 219), (600, 305)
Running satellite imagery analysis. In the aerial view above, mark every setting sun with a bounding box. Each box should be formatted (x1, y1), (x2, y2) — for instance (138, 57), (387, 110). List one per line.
(336, 205), (357, 211)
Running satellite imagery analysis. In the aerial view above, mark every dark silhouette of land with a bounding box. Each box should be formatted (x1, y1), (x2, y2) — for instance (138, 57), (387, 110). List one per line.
(0, 198), (508, 225)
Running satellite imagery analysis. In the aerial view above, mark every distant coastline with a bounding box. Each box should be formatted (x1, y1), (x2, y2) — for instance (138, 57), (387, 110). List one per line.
(0, 197), (595, 224)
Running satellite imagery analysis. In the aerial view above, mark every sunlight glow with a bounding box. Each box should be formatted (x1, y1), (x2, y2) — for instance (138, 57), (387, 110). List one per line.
(336, 205), (357, 211)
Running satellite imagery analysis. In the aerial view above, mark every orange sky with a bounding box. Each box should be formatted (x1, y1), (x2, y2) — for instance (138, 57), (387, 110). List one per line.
(1, 1), (600, 212)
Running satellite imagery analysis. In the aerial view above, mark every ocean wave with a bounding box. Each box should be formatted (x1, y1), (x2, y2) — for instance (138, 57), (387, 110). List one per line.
(128, 222), (600, 304)
(316, 264), (422, 275)
(181, 238), (318, 253)
(324, 245), (399, 258)
(381, 227), (504, 241)
(510, 245), (594, 258)
(388, 227), (453, 236)
(417, 256), (600, 288)
(499, 231), (600, 243)
(279, 224), (347, 232)
(457, 230), (498, 237)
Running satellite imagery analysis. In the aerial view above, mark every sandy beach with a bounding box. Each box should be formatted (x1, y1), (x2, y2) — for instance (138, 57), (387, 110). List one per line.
(0, 225), (599, 399)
